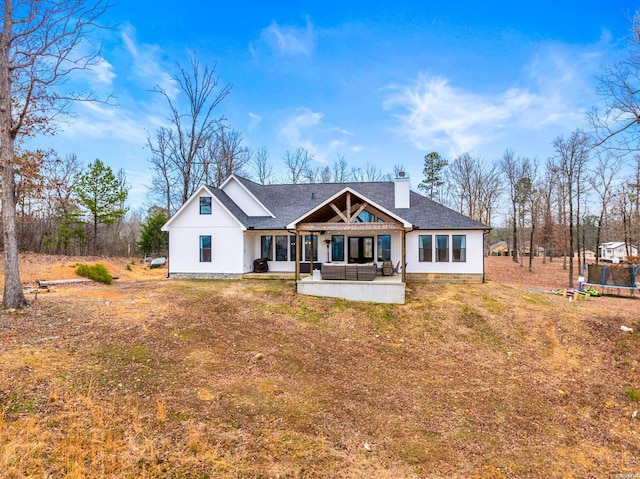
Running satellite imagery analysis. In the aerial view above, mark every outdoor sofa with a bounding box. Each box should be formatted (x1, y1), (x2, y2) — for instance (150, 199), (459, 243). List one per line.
(321, 263), (377, 281)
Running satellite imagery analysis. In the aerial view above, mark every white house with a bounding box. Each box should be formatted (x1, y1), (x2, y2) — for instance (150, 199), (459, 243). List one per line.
(162, 175), (490, 303)
(598, 242), (639, 263)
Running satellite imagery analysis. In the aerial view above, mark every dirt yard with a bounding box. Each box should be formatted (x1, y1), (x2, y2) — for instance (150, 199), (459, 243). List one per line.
(3, 253), (594, 291)
(0, 255), (638, 478)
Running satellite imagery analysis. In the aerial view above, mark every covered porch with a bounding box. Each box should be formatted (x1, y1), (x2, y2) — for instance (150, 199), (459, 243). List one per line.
(289, 188), (410, 304)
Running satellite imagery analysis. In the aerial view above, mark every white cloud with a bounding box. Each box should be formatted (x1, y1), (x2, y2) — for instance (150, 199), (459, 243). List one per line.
(277, 108), (353, 164)
(90, 58), (116, 85)
(248, 111), (263, 130)
(256, 17), (315, 57)
(62, 101), (148, 147)
(384, 74), (536, 155)
(120, 25), (179, 99)
(383, 38), (612, 159)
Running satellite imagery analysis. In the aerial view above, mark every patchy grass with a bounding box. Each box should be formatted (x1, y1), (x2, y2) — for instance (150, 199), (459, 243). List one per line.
(626, 387), (640, 402)
(0, 256), (639, 477)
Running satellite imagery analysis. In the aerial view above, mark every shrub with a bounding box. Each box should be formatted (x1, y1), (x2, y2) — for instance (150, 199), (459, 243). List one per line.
(625, 387), (640, 402)
(75, 263), (113, 284)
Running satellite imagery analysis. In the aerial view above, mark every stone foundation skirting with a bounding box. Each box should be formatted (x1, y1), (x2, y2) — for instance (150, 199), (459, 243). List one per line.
(406, 273), (484, 284)
(169, 272), (243, 280)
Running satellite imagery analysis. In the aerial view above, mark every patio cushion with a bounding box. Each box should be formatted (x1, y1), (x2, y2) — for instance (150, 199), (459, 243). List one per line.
(357, 263), (377, 281)
(320, 263), (378, 281)
(345, 264), (359, 281)
(321, 263), (346, 280)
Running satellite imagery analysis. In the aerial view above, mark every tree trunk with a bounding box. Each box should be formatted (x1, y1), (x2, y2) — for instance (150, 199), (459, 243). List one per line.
(511, 215), (518, 263)
(529, 209), (535, 273)
(1, 160), (28, 309)
(0, 6), (27, 309)
(93, 212), (98, 255)
(568, 194), (574, 289)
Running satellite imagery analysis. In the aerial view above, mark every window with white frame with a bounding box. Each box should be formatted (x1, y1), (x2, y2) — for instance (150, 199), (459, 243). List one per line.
(261, 235), (273, 261)
(199, 197), (212, 214)
(300, 234), (318, 262)
(275, 235), (288, 261)
(419, 235), (432, 262)
(452, 235), (466, 262)
(199, 235), (212, 262)
(435, 235), (449, 262)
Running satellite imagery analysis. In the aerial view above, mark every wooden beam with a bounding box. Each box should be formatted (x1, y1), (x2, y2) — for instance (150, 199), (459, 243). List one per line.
(346, 192), (352, 222)
(351, 202), (368, 221)
(330, 203), (348, 222)
(329, 203), (362, 223)
(297, 222), (403, 231)
(309, 234), (314, 278)
(295, 234), (300, 281)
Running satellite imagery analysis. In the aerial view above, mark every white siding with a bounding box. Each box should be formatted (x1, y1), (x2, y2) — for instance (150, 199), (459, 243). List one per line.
(167, 192), (244, 275)
(599, 243), (638, 261)
(244, 230), (405, 273)
(168, 227), (244, 274)
(405, 230), (484, 274)
(222, 178), (272, 217)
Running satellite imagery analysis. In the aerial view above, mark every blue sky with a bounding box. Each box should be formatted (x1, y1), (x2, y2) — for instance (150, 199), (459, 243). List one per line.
(31, 1), (638, 210)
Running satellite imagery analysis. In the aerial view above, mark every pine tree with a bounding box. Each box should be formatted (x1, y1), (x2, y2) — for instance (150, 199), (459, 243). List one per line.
(418, 152), (448, 200)
(138, 210), (169, 257)
(74, 159), (128, 254)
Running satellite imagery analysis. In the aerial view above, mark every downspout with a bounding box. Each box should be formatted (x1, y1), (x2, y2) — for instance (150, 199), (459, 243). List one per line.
(403, 225), (417, 283)
(482, 229), (491, 283)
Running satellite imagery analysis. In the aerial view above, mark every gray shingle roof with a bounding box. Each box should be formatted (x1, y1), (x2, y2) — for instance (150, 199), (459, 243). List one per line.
(211, 176), (488, 230)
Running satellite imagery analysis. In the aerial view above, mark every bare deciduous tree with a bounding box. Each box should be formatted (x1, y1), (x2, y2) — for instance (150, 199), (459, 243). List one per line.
(1, 0), (109, 308)
(589, 13), (640, 150)
(283, 147), (314, 184)
(148, 127), (178, 214)
(446, 153), (501, 226)
(589, 150), (624, 264)
(552, 129), (591, 288)
(251, 147), (273, 185)
(200, 127), (250, 187)
(148, 55), (230, 210)
(500, 150), (535, 264)
(319, 165), (332, 183)
(332, 155), (350, 182)
(351, 162), (388, 182)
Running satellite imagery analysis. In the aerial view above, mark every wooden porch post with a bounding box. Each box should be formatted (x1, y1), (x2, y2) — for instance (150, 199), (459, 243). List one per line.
(295, 231), (301, 281)
(402, 229), (406, 282)
(309, 233), (314, 277)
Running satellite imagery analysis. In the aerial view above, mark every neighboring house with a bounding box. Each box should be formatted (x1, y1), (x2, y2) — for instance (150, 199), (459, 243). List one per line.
(598, 242), (639, 263)
(488, 241), (510, 256)
(162, 174), (490, 302)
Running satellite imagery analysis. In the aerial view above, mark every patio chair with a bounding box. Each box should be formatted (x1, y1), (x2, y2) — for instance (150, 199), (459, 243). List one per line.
(382, 260), (393, 276)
